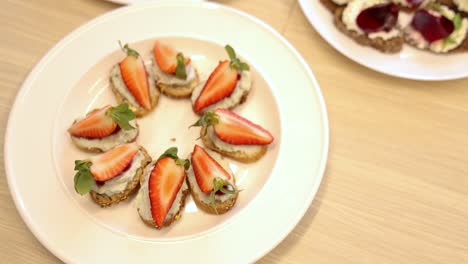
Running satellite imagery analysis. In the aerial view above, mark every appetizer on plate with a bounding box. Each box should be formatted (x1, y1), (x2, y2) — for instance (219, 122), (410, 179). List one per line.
(191, 109), (274, 163)
(192, 45), (252, 115)
(136, 147), (190, 229)
(73, 143), (151, 207)
(68, 103), (138, 152)
(110, 43), (159, 116)
(152, 40), (200, 98)
(334, 0), (404, 53)
(404, 3), (468, 53)
(188, 145), (238, 214)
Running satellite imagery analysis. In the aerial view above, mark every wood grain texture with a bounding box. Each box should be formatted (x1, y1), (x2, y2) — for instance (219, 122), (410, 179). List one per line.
(1, 0), (467, 263)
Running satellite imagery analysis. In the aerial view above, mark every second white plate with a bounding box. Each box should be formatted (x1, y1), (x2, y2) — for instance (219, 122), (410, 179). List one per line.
(299, 0), (468, 81)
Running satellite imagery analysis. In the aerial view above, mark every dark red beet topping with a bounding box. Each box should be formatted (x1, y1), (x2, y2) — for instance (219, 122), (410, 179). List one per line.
(406, 0), (424, 7)
(411, 9), (454, 43)
(357, 3), (400, 33)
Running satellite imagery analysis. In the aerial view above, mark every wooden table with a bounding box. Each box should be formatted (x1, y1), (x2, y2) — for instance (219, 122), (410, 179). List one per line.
(1, 0), (467, 263)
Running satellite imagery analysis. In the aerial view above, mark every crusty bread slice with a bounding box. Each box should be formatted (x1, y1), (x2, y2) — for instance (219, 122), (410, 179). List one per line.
(334, 7), (404, 53)
(187, 169), (238, 215)
(200, 127), (267, 163)
(138, 187), (190, 229)
(90, 146), (151, 207)
(156, 70), (200, 98)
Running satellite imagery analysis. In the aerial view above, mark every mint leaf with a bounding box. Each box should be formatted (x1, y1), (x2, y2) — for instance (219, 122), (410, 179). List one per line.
(453, 13), (462, 30)
(107, 103), (135, 130)
(209, 177), (238, 214)
(176, 158), (191, 170)
(158, 147), (190, 170)
(74, 160), (95, 195)
(119, 40), (140, 58)
(443, 36), (457, 47)
(175, 53), (187, 79)
(224, 44), (249, 72)
(189, 111), (219, 128)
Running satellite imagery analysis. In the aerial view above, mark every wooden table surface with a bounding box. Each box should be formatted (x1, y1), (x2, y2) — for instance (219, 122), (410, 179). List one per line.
(1, 0), (467, 263)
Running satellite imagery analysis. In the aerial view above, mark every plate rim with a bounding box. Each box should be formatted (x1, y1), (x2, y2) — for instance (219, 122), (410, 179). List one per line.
(298, 0), (468, 81)
(4, 2), (329, 262)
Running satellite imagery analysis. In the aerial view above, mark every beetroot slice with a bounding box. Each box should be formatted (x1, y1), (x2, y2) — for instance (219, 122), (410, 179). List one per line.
(357, 3), (400, 33)
(411, 9), (455, 43)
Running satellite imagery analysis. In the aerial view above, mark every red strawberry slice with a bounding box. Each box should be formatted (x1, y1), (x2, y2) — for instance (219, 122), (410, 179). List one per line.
(119, 56), (152, 110)
(89, 143), (139, 181)
(213, 109), (274, 145)
(68, 105), (117, 138)
(193, 61), (238, 113)
(148, 157), (186, 227)
(153, 40), (191, 74)
(191, 145), (231, 193)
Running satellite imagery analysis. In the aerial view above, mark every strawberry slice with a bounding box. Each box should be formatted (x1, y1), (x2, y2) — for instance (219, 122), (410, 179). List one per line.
(68, 105), (117, 138)
(148, 157), (186, 227)
(89, 143), (139, 181)
(191, 145), (231, 193)
(213, 109), (274, 145)
(119, 44), (151, 110)
(193, 60), (238, 113)
(153, 40), (190, 74)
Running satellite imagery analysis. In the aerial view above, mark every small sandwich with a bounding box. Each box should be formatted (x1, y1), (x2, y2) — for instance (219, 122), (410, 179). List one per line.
(191, 108), (274, 163)
(151, 40), (200, 98)
(110, 42), (159, 117)
(73, 142), (151, 207)
(136, 147), (190, 229)
(404, 3), (468, 53)
(192, 45), (251, 115)
(335, 0), (404, 53)
(321, 0), (352, 13)
(187, 145), (239, 214)
(68, 103), (138, 152)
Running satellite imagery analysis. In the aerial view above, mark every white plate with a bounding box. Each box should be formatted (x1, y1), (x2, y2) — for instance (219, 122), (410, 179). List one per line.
(105, 0), (203, 5)
(299, 0), (468, 81)
(4, 2), (328, 263)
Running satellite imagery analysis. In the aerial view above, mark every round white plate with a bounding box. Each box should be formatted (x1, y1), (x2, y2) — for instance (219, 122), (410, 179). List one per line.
(105, 0), (203, 5)
(299, 0), (468, 80)
(4, 2), (328, 263)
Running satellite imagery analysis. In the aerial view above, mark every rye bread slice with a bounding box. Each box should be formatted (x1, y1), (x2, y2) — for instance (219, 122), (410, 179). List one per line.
(334, 7), (404, 53)
(200, 127), (267, 163)
(156, 70), (200, 98)
(90, 146), (151, 207)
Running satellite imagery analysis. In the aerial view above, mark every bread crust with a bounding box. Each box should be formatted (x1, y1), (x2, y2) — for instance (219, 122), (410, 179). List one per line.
(200, 127), (267, 163)
(187, 176), (238, 215)
(156, 70), (200, 98)
(138, 187), (190, 229)
(334, 7), (404, 53)
(90, 146), (151, 207)
(110, 77), (160, 117)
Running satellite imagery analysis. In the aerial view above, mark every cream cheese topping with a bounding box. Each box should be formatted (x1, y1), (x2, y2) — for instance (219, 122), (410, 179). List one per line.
(191, 70), (251, 113)
(71, 120), (138, 151)
(151, 55), (196, 86)
(406, 6), (468, 53)
(454, 0), (468, 12)
(206, 126), (264, 156)
(187, 153), (236, 204)
(110, 62), (156, 108)
(136, 161), (188, 223)
(343, 0), (402, 40)
(91, 150), (145, 196)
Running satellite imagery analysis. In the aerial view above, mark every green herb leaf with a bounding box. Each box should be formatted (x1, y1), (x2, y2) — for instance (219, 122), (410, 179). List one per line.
(73, 160), (95, 195)
(175, 53), (188, 79)
(224, 44), (250, 72)
(189, 111), (219, 128)
(428, 2), (441, 12)
(158, 147), (191, 170)
(107, 103), (136, 130)
(453, 13), (462, 30)
(443, 36), (457, 47)
(118, 40), (140, 58)
(208, 177), (239, 214)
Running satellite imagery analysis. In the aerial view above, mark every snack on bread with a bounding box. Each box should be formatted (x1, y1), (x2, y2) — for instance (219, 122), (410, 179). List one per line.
(136, 147), (190, 229)
(68, 103), (138, 152)
(151, 40), (200, 98)
(110, 43), (159, 117)
(192, 45), (252, 115)
(73, 143), (151, 207)
(404, 3), (468, 53)
(335, 0), (404, 53)
(191, 109), (274, 163)
(187, 145), (239, 214)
